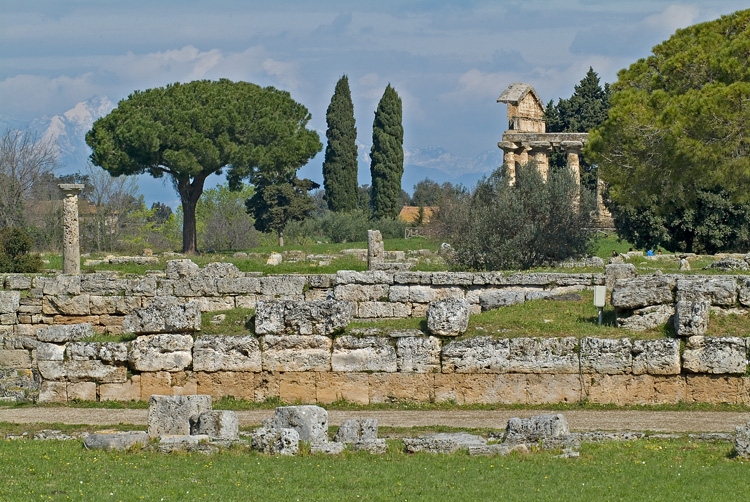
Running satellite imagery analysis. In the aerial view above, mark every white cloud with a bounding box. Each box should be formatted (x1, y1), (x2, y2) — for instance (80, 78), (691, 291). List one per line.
(642, 4), (700, 34)
(442, 69), (519, 104)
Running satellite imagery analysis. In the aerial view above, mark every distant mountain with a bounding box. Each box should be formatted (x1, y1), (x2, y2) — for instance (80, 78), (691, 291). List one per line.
(401, 146), (501, 193)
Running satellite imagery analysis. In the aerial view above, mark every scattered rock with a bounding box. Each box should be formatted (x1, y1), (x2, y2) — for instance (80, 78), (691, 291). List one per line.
(403, 433), (487, 454)
(251, 427), (299, 455)
(263, 405), (328, 444)
(83, 431), (149, 451)
(147, 395), (212, 439)
(334, 418), (378, 443)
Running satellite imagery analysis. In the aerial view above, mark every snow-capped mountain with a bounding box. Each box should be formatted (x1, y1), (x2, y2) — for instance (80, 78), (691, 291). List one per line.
(400, 146), (501, 192)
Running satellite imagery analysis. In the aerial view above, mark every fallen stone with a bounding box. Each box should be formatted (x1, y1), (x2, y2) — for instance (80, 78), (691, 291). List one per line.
(504, 414), (570, 444)
(479, 290), (525, 311)
(673, 300), (710, 336)
(468, 443), (530, 456)
(426, 298), (470, 336)
(735, 422), (750, 458)
(157, 435), (217, 454)
(349, 439), (387, 454)
(311, 441), (346, 455)
(83, 431), (149, 451)
(190, 410), (239, 440)
(611, 275), (675, 310)
(333, 418), (378, 443)
(616, 304), (674, 331)
(147, 395), (212, 438)
(251, 427), (300, 455)
(403, 433), (487, 454)
(263, 405), (328, 444)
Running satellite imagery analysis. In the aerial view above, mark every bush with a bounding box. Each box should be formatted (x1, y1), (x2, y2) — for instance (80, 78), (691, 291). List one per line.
(0, 227), (43, 273)
(436, 163), (594, 270)
(284, 209), (407, 244)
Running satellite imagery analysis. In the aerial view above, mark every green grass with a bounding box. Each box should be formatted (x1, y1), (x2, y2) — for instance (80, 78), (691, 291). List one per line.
(0, 437), (744, 501)
(200, 308), (255, 337)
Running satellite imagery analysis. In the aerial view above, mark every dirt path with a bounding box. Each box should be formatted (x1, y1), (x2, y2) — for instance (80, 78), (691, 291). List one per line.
(1, 407), (748, 433)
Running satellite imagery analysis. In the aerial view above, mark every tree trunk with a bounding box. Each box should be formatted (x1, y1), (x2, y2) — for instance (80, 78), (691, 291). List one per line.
(177, 175), (207, 254)
(278, 228), (284, 247)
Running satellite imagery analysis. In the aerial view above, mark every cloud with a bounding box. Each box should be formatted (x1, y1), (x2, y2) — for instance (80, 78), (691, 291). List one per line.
(442, 68), (519, 104)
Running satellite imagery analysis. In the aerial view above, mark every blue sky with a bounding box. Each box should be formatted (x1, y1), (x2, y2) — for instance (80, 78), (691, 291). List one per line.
(1, 1), (747, 204)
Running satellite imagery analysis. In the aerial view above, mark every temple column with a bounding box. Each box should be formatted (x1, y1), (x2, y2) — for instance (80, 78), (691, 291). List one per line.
(530, 141), (552, 181)
(498, 141), (518, 185)
(59, 183), (85, 275)
(517, 144), (530, 167)
(560, 141), (583, 186)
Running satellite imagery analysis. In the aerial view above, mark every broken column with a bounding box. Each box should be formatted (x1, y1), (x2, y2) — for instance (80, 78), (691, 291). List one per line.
(499, 141), (517, 185)
(59, 183), (84, 275)
(367, 230), (384, 271)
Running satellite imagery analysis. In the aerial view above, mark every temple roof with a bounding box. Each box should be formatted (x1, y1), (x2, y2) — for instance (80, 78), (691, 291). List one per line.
(496, 83), (544, 109)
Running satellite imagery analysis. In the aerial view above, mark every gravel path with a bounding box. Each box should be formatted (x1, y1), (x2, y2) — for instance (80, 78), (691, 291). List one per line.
(1, 407), (748, 433)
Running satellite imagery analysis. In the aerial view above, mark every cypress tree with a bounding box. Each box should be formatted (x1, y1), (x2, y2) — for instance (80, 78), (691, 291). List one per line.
(322, 75), (358, 212)
(369, 84), (403, 220)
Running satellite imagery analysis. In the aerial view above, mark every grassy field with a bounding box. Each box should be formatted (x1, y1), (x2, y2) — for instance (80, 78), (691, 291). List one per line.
(0, 436), (743, 501)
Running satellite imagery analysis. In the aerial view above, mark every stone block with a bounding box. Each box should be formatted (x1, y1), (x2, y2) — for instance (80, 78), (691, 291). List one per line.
(193, 335), (261, 372)
(67, 381), (97, 401)
(478, 290), (525, 311)
(195, 371), (256, 400)
(216, 277), (261, 295)
(388, 285), (410, 302)
(349, 439), (387, 454)
(187, 297), (235, 312)
(605, 263), (637, 290)
(147, 394), (212, 438)
(38, 381), (67, 403)
(393, 271), (433, 285)
(84, 431), (149, 451)
(427, 298), (470, 336)
(66, 342), (128, 362)
(740, 278), (750, 307)
(676, 277), (738, 307)
(611, 275), (675, 310)
(311, 442), (346, 455)
(121, 297), (201, 334)
(508, 337), (579, 373)
(331, 335), (396, 372)
(357, 301), (399, 318)
(259, 275), (308, 297)
(38, 360), (126, 383)
(5, 275), (32, 290)
(36, 323), (93, 342)
(129, 334), (193, 372)
(504, 414), (570, 444)
(100, 376), (142, 402)
(126, 277), (158, 297)
(0, 349), (32, 369)
(333, 418), (378, 443)
(261, 335), (331, 372)
(190, 410), (239, 439)
(278, 372), (317, 403)
(80, 275), (128, 295)
(140, 371), (173, 398)
(632, 339), (681, 375)
(616, 304), (674, 331)
(36, 342), (65, 361)
(580, 337), (632, 374)
(316, 372), (369, 404)
(404, 433), (486, 454)
(334, 283), (389, 302)
(336, 270), (393, 285)
(0, 291), (21, 314)
(40, 275), (81, 296)
(682, 336), (746, 374)
(251, 427), (299, 455)
(368, 373), (435, 403)
(255, 300), (353, 335)
(686, 374), (744, 404)
(736, 421), (750, 458)
(263, 405), (328, 444)
(442, 337), (509, 373)
(673, 300), (710, 336)
(43, 294), (91, 315)
(165, 259), (200, 280)
(396, 336), (441, 373)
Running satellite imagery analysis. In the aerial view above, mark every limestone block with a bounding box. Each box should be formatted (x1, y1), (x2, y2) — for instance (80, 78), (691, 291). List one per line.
(165, 259), (200, 280)
(580, 337), (633, 374)
(263, 405), (328, 444)
(67, 381), (97, 400)
(616, 304), (674, 331)
(66, 342), (128, 363)
(673, 300), (710, 336)
(173, 278), (219, 297)
(431, 272), (475, 286)
(126, 277), (158, 297)
(43, 295), (90, 316)
(396, 336), (441, 373)
(261, 335), (331, 372)
(0, 291), (21, 314)
(89, 295), (140, 315)
(682, 336), (746, 374)
(259, 275), (308, 297)
(200, 262), (243, 279)
(316, 372), (369, 404)
(84, 431), (149, 451)
(189, 297), (235, 312)
(190, 410), (239, 439)
(611, 275), (676, 310)
(331, 335), (397, 372)
(604, 263), (637, 290)
(194, 371), (256, 400)
(36, 342), (65, 361)
(278, 372), (317, 404)
(504, 414), (570, 444)
(357, 301), (404, 318)
(334, 283), (389, 302)
(5, 275), (32, 290)
(37, 360), (126, 383)
(129, 334), (193, 372)
(735, 421), (750, 458)
(311, 442), (346, 455)
(193, 335), (261, 372)
(408, 285), (464, 303)
(235, 295), (258, 309)
(739, 278), (750, 307)
(427, 298), (470, 336)
(140, 371), (173, 398)
(80, 275), (128, 295)
(100, 376), (141, 402)
(121, 297), (201, 334)
(38, 381), (67, 403)
(368, 373), (435, 403)
(216, 276), (261, 295)
(388, 285), (410, 302)
(349, 439), (387, 454)
(36, 323), (94, 342)
(0, 349), (32, 369)
(393, 271), (433, 285)
(508, 337), (579, 373)
(251, 427), (299, 455)
(40, 275), (81, 296)
(255, 300), (353, 336)
(478, 290), (525, 311)
(676, 277), (738, 307)
(336, 270), (393, 285)
(686, 375), (744, 404)
(147, 394), (212, 438)
(404, 433), (487, 454)
(442, 337), (509, 373)
(632, 339), (681, 375)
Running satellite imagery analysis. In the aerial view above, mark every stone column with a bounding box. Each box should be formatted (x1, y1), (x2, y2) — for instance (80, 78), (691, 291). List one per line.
(498, 141), (517, 185)
(560, 141), (583, 187)
(59, 184), (84, 275)
(516, 144), (530, 167)
(529, 141), (552, 182)
(596, 178), (613, 218)
(367, 229), (384, 271)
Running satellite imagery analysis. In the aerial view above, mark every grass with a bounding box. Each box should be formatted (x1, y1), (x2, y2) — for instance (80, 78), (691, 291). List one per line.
(0, 436), (744, 501)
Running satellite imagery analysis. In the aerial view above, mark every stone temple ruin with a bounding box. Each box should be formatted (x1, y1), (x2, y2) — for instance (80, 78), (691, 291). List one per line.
(497, 83), (613, 227)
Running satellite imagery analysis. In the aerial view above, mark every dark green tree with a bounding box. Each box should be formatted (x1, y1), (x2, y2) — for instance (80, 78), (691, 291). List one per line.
(370, 84), (404, 220)
(587, 10), (750, 252)
(86, 79), (321, 254)
(0, 227), (42, 273)
(323, 75), (358, 212)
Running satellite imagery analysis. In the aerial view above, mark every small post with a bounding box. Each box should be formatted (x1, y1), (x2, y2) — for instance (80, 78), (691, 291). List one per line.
(593, 285), (606, 326)
(59, 183), (85, 275)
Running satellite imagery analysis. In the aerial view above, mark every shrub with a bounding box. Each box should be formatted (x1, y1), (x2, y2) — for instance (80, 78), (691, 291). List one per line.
(0, 227), (43, 272)
(284, 209), (407, 244)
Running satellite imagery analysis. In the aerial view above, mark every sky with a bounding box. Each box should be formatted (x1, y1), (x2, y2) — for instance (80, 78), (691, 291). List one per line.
(1, 1), (747, 205)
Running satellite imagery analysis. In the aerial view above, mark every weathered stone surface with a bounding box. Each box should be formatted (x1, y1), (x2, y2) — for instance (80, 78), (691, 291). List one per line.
(611, 275), (675, 310)
(333, 418), (378, 443)
(403, 433), (487, 453)
(255, 300), (353, 335)
(36, 323), (93, 342)
(121, 297), (200, 335)
(709, 257), (748, 271)
(468, 443), (530, 456)
(616, 304), (674, 331)
(147, 394), (212, 438)
(735, 421), (750, 458)
(408, 285), (464, 303)
(216, 276), (261, 295)
(676, 277), (738, 307)
(129, 334), (193, 372)
(508, 337), (579, 373)
(504, 414), (569, 444)
(632, 339), (681, 375)
(604, 263), (637, 290)
(427, 298), (470, 336)
(349, 439), (387, 454)
(336, 270), (393, 285)
(442, 337), (510, 373)
(367, 230), (385, 270)
(193, 335), (261, 372)
(334, 283), (390, 302)
(580, 337), (633, 374)
(39, 275), (81, 296)
(311, 441), (347, 454)
(165, 259), (200, 280)
(251, 427), (300, 455)
(675, 298), (711, 336)
(357, 301), (410, 318)
(66, 342), (128, 362)
(37, 360), (126, 383)
(83, 431), (149, 451)
(682, 336), (746, 374)
(261, 335), (331, 372)
(0, 291), (21, 314)
(331, 336), (396, 372)
(396, 336), (441, 373)
(38, 380), (66, 403)
(479, 290), (525, 311)
(89, 295), (140, 315)
(0, 349), (32, 369)
(263, 405), (328, 444)
(36, 342), (65, 361)
(190, 410), (239, 439)
(259, 275), (308, 297)
(80, 275), (128, 295)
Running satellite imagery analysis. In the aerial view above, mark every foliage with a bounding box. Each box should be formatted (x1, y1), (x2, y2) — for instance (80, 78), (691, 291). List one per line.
(370, 84), (404, 220)
(246, 175), (319, 246)
(86, 79), (322, 253)
(196, 182), (259, 251)
(410, 178), (465, 207)
(283, 208), (406, 244)
(587, 10), (750, 252)
(323, 75), (359, 212)
(437, 163), (594, 270)
(0, 227), (43, 273)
